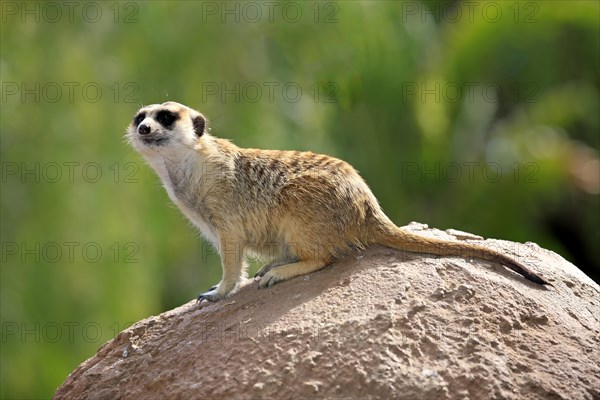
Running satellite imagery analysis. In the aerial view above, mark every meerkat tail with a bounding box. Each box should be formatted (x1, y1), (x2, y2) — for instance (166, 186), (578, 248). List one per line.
(375, 225), (551, 286)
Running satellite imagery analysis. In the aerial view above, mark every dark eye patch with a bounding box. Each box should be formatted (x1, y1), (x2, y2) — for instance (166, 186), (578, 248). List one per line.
(133, 113), (145, 126)
(156, 110), (178, 128)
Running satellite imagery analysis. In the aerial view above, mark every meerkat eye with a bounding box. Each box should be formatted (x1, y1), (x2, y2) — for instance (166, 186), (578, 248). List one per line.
(157, 111), (178, 128)
(133, 113), (145, 126)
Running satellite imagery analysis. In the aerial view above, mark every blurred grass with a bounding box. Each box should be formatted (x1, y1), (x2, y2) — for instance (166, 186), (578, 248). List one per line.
(1, 1), (599, 398)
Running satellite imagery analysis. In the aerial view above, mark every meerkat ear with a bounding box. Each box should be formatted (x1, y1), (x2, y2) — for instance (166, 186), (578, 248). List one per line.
(192, 114), (206, 137)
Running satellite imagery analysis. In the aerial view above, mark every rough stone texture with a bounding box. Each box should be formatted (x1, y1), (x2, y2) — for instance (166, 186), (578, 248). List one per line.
(54, 223), (600, 400)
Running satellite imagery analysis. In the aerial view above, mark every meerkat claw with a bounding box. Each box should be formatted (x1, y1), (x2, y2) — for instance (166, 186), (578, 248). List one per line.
(255, 261), (278, 278)
(258, 272), (283, 289)
(196, 288), (220, 303)
(258, 277), (272, 289)
(254, 270), (266, 278)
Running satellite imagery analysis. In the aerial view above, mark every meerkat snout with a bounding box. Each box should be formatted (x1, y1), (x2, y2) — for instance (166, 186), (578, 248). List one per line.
(138, 124), (151, 135)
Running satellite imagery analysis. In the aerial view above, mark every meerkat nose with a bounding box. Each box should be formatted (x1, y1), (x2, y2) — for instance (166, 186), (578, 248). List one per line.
(138, 124), (151, 135)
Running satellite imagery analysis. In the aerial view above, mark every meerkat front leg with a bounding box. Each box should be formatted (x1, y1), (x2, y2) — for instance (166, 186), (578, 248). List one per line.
(197, 236), (246, 302)
(258, 260), (328, 289)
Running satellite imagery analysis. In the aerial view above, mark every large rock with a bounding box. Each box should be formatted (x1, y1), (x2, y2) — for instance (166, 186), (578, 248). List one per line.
(54, 224), (600, 400)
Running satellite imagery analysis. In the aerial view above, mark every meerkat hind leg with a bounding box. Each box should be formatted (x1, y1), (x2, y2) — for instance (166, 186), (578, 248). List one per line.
(255, 256), (300, 278)
(258, 260), (328, 289)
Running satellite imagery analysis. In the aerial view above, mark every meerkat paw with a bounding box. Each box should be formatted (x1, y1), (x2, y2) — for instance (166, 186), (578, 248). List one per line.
(196, 280), (241, 302)
(196, 283), (219, 302)
(255, 257), (299, 278)
(196, 288), (223, 303)
(258, 270), (286, 288)
(196, 285), (231, 302)
(255, 263), (276, 278)
(258, 260), (327, 289)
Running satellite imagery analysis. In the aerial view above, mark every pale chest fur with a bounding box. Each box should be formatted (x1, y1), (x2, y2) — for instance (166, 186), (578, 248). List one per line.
(143, 152), (220, 250)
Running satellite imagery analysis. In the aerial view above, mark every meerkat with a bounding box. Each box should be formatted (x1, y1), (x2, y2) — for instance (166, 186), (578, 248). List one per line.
(126, 101), (551, 302)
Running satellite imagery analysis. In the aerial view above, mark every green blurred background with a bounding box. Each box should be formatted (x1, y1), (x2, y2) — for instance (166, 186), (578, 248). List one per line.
(1, 1), (598, 398)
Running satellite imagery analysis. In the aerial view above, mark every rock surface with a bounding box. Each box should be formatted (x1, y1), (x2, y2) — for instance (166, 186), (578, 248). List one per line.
(54, 224), (600, 400)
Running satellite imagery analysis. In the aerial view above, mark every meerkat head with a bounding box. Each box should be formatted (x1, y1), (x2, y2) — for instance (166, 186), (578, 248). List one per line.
(126, 101), (207, 155)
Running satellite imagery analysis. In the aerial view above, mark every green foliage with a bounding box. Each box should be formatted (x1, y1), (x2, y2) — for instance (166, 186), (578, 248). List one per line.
(1, 1), (598, 398)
